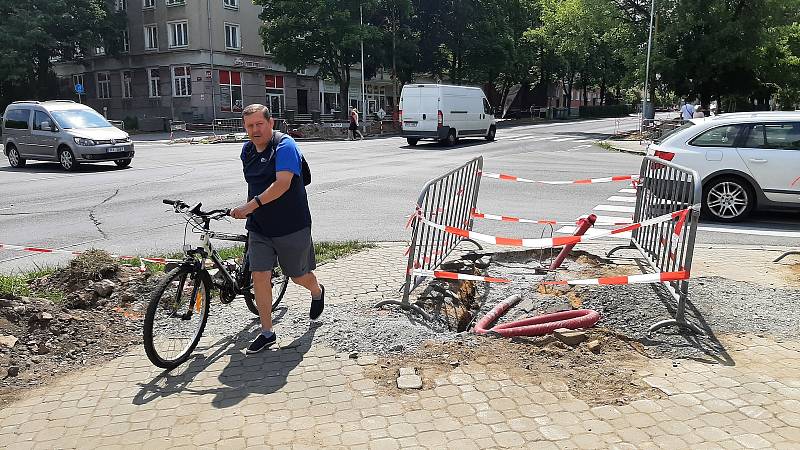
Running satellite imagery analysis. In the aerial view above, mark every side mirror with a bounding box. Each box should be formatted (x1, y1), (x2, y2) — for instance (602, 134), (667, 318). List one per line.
(41, 121), (56, 131)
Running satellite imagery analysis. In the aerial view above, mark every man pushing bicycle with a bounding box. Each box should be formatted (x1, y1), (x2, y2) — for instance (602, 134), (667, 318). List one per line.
(230, 104), (325, 354)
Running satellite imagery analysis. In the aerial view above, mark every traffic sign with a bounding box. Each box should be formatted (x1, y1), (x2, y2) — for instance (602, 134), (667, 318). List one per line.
(74, 83), (85, 95)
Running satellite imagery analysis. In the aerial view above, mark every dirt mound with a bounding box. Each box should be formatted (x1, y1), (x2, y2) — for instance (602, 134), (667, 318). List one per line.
(1, 251), (163, 407)
(366, 330), (660, 406)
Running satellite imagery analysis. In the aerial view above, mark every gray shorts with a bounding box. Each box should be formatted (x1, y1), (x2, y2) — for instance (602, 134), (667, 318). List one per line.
(247, 227), (316, 277)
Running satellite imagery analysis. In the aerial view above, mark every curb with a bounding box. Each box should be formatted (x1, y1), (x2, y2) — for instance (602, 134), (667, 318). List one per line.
(599, 140), (647, 156)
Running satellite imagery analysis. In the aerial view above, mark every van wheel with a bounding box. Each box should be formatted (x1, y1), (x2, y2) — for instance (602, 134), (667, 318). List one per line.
(406, 138), (419, 146)
(485, 126), (496, 141)
(114, 159), (132, 168)
(701, 176), (755, 222)
(58, 147), (79, 172)
(7, 145), (26, 168)
(445, 129), (457, 146)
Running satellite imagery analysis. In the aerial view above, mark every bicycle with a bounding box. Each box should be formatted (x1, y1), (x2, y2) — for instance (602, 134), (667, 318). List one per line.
(143, 199), (289, 369)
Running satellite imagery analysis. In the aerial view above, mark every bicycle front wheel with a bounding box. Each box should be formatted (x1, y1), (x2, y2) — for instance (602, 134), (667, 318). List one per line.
(143, 266), (211, 370)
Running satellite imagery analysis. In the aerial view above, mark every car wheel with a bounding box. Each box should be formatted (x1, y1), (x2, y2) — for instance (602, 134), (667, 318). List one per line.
(58, 148), (79, 172)
(406, 138), (419, 146)
(445, 129), (457, 146)
(702, 176), (755, 222)
(114, 159), (132, 168)
(7, 145), (26, 168)
(485, 126), (496, 141)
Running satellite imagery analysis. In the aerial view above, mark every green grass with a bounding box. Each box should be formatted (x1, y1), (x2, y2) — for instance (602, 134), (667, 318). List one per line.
(140, 240), (375, 272)
(0, 241), (375, 301)
(0, 266), (64, 302)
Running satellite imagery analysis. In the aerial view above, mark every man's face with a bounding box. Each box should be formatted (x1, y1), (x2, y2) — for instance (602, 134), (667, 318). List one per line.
(244, 112), (273, 147)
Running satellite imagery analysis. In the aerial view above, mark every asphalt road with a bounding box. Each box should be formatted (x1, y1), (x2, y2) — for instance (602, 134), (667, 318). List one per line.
(2, 115), (798, 273)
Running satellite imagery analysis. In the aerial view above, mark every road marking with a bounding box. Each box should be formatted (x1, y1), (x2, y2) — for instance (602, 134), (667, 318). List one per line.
(551, 137), (578, 142)
(696, 225), (800, 238)
(594, 204), (636, 213)
(578, 214), (634, 224)
(607, 196), (637, 203)
(619, 188), (638, 194)
(555, 226), (631, 239)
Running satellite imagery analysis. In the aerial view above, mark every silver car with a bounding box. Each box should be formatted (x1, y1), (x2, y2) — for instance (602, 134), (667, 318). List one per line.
(2, 100), (134, 171)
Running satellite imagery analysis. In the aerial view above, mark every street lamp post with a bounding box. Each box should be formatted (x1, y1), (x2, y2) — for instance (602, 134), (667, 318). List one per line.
(641, 0), (656, 134)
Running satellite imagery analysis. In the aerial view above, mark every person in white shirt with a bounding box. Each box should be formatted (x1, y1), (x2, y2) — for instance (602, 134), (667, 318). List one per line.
(680, 101), (695, 121)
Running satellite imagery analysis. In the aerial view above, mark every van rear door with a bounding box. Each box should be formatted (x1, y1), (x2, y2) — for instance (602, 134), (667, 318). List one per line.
(402, 86), (439, 133)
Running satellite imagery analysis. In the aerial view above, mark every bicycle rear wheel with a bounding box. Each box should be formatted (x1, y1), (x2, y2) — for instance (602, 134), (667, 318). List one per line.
(143, 266), (211, 369)
(242, 259), (289, 315)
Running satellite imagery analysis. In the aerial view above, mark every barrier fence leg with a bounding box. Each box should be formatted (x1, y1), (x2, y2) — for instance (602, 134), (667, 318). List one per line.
(549, 214), (596, 270)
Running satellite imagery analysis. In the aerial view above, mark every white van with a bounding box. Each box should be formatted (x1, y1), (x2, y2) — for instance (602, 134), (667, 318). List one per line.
(399, 84), (496, 146)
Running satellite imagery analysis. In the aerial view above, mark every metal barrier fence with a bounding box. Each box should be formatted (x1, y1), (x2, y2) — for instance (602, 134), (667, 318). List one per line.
(641, 118), (683, 141)
(608, 156), (702, 334)
(214, 118), (244, 132)
(376, 157), (484, 317)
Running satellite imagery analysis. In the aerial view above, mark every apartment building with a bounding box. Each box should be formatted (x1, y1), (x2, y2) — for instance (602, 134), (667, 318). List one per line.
(54, 0), (396, 123)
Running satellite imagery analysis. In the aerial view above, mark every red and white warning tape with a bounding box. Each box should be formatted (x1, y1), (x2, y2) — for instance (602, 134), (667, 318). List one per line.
(411, 269), (510, 283)
(0, 243), (183, 272)
(542, 270), (690, 286)
(480, 171), (639, 185)
(414, 206), (695, 249)
(472, 210), (632, 226)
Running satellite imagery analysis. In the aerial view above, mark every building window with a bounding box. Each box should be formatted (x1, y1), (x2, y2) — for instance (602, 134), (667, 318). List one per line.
(168, 21), (189, 48)
(116, 0), (127, 11)
(143, 0), (155, 8)
(225, 23), (240, 50)
(121, 71), (132, 98)
(223, 0), (238, 8)
(166, 0), (185, 6)
(219, 70), (243, 112)
(172, 66), (192, 97)
(148, 68), (161, 97)
(121, 29), (130, 52)
(265, 74), (285, 115)
(144, 25), (158, 50)
(95, 46), (105, 56)
(97, 72), (111, 99)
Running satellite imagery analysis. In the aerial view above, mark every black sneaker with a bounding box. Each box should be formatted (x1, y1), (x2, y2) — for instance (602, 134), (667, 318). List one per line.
(246, 332), (276, 354)
(310, 284), (325, 320)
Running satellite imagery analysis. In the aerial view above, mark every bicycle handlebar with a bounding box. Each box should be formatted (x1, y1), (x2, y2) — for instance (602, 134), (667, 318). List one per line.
(163, 199), (229, 220)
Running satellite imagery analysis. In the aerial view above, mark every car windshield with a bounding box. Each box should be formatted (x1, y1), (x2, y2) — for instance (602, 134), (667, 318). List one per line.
(50, 109), (111, 129)
(655, 122), (695, 144)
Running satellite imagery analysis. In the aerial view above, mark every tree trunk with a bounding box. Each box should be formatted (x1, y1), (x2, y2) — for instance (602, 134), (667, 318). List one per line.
(337, 64), (352, 121)
(600, 77), (607, 106)
(36, 46), (51, 99)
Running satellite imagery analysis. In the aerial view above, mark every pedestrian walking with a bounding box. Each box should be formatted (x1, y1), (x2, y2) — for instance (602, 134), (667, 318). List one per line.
(349, 107), (363, 140)
(680, 100), (696, 122)
(230, 103), (325, 354)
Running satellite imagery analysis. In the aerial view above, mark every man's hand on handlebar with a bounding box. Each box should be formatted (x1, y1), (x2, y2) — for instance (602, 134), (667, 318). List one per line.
(229, 204), (252, 220)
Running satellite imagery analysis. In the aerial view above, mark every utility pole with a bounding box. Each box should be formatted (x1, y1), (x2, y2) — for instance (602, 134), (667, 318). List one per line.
(206, 0), (217, 134)
(641, 0), (656, 135)
(392, 6), (398, 120)
(360, 4), (366, 133)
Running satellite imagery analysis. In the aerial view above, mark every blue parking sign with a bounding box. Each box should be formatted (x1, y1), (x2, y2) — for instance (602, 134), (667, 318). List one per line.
(75, 83), (85, 94)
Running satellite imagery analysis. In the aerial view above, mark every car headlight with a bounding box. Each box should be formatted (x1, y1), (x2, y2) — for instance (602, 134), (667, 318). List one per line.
(73, 137), (96, 146)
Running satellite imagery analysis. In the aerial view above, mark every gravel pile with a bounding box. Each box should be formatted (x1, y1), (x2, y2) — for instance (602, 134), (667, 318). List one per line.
(204, 296), (456, 356)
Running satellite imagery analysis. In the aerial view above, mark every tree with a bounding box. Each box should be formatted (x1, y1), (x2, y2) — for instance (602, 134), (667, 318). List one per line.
(257, 0), (390, 116)
(528, 0), (631, 112)
(0, 0), (124, 105)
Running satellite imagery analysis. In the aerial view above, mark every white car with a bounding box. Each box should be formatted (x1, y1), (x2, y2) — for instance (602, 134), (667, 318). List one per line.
(400, 84), (496, 146)
(647, 111), (800, 222)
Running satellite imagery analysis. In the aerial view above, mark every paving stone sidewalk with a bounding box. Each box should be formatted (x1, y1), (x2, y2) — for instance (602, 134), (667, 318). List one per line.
(2, 243), (799, 449)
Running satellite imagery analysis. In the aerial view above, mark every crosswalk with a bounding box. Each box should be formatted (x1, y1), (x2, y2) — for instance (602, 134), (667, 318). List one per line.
(555, 185), (800, 240)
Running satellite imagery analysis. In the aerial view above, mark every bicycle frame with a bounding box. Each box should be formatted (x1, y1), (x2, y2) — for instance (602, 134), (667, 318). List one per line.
(179, 217), (247, 294)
